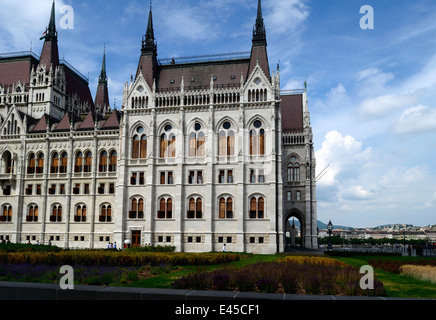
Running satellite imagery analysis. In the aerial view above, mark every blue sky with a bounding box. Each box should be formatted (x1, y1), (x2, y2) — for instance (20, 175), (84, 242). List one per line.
(1, 0), (436, 228)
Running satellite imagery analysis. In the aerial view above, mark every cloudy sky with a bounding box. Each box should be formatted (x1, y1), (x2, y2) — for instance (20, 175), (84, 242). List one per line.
(1, 0), (435, 228)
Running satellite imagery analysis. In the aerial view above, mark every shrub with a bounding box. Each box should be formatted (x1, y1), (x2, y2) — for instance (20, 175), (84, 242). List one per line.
(257, 278), (279, 293)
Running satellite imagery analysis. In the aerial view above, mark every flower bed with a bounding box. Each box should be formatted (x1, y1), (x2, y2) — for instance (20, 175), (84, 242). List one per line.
(172, 258), (387, 296)
(368, 258), (436, 274)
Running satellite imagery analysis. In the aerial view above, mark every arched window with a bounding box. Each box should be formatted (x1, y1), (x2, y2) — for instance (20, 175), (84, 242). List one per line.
(109, 151), (117, 172)
(187, 196), (203, 219)
(189, 123), (205, 157)
(132, 126), (148, 159)
(2, 151), (13, 174)
(36, 153), (44, 174)
(99, 151), (108, 172)
(51, 153), (59, 173)
(84, 152), (92, 172)
(50, 204), (62, 222)
(100, 204), (112, 222)
(74, 204), (86, 222)
(60, 152), (68, 173)
(75, 152), (83, 173)
(27, 153), (36, 174)
(1, 205), (12, 222)
(250, 120), (265, 156)
(160, 125), (176, 158)
(287, 156), (300, 182)
(249, 197), (265, 219)
(129, 198), (144, 219)
(158, 197), (172, 219)
(218, 122), (235, 156)
(218, 196), (233, 219)
(27, 205), (38, 222)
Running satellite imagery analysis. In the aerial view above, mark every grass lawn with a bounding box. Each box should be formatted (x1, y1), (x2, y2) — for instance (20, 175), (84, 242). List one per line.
(333, 255), (436, 299)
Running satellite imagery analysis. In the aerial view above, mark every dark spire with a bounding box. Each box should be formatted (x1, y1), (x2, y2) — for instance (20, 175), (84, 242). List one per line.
(99, 46), (108, 85)
(39, 1), (59, 69)
(142, 2), (157, 54)
(95, 47), (110, 113)
(41, 1), (58, 40)
(252, 0), (267, 46)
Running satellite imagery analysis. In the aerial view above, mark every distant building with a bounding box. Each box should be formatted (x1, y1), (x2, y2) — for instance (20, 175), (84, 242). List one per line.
(0, 1), (317, 253)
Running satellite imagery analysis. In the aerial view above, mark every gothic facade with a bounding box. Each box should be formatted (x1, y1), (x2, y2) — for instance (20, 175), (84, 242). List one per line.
(0, 1), (317, 254)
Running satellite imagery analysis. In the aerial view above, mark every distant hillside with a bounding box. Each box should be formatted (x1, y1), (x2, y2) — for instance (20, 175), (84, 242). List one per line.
(287, 219), (353, 230)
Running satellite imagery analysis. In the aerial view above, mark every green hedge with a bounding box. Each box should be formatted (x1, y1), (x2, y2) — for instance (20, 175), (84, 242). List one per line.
(0, 243), (62, 253)
(324, 250), (402, 257)
(0, 251), (240, 267)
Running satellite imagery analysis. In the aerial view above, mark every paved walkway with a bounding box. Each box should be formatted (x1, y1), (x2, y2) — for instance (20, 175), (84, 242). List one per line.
(0, 281), (430, 301)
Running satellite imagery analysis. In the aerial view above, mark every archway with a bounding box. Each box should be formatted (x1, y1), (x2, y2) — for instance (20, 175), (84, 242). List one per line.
(283, 208), (305, 251)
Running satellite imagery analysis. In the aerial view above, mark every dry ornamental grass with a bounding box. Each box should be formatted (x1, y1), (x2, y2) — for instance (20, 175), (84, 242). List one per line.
(400, 265), (436, 284)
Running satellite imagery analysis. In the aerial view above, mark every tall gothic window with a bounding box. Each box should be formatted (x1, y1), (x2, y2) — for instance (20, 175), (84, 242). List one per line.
(158, 197), (172, 219)
(99, 151), (108, 172)
(287, 156), (300, 182)
(132, 126), (147, 159)
(27, 153), (36, 174)
(35, 153), (44, 174)
(249, 196), (265, 219)
(129, 198), (144, 219)
(218, 122), (235, 156)
(75, 204), (87, 222)
(27, 204), (38, 222)
(187, 196), (203, 219)
(109, 151), (117, 172)
(1, 205), (12, 222)
(218, 196), (233, 219)
(160, 125), (176, 158)
(99, 204), (112, 222)
(50, 204), (62, 222)
(75, 152), (83, 173)
(189, 123), (205, 157)
(51, 153), (59, 173)
(84, 152), (92, 172)
(60, 152), (68, 173)
(249, 120), (265, 155)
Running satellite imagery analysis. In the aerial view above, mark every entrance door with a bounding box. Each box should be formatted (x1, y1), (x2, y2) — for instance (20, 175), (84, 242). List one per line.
(132, 231), (141, 247)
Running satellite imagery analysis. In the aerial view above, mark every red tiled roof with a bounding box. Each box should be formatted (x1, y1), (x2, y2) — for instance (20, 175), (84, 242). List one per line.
(101, 110), (120, 130)
(39, 38), (59, 71)
(281, 94), (303, 133)
(158, 59), (249, 91)
(76, 112), (95, 131)
(248, 45), (270, 80)
(0, 56), (38, 88)
(63, 65), (95, 109)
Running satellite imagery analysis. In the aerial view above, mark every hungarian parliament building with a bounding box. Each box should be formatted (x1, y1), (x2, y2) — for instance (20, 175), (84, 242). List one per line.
(0, 1), (317, 253)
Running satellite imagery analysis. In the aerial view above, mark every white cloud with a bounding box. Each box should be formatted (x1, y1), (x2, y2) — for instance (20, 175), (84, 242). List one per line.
(315, 130), (372, 187)
(264, 0), (309, 35)
(0, 0), (66, 52)
(392, 104), (436, 135)
(355, 90), (423, 121)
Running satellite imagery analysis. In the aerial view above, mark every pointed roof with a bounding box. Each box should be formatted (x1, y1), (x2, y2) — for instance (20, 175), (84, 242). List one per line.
(76, 112), (95, 131)
(101, 110), (121, 130)
(39, 1), (59, 70)
(53, 112), (80, 132)
(31, 114), (58, 133)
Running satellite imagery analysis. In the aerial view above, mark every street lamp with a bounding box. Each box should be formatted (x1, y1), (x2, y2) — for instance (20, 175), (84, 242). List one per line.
(327, 220), (333, 250)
